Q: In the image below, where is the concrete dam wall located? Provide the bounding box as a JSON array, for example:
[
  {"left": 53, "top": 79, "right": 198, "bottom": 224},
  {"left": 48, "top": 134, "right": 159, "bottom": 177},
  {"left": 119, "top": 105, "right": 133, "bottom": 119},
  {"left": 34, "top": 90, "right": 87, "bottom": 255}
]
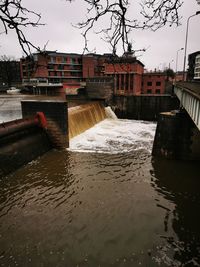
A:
[
  {"left": 112, "top": 95, "right": 180, "bottom": 121},
  {"left": 0, "top": 100, "right": 109, "bottom": 175},
  {"left": 0, "top": 116, "right": 51, "bottom": 175}
]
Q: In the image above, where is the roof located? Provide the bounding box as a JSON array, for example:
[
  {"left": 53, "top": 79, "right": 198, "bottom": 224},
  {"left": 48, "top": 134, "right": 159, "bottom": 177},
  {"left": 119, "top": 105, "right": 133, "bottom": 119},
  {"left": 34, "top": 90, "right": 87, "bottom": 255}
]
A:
[{"left": 105, "top": 56, "right": 144, "bottom": 66}]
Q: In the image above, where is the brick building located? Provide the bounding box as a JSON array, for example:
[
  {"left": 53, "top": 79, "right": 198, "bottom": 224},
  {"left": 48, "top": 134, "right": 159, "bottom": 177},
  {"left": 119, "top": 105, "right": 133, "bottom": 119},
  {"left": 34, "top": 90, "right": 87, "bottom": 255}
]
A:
[
  {"left": 21, "top": 51, "right": 83, "bottom": 93},
  {"left": 20, "top": 50, "right": 172, "bottom": 96},
  {"left": 21, "top": 51, "right": 112, "bottom": 94},
  {"left": 142, "top": 72, "right": 166, "bottom": 94},
  {"left": 104, "top": 57, "right": 144, "bottom": 95}
]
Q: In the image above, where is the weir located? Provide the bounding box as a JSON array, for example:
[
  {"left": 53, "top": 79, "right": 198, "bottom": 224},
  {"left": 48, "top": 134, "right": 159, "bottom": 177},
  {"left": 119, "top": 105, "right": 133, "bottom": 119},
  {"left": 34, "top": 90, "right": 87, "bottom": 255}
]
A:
[{"left": 68, "top": 102, "right": 107, "bottom": 139}]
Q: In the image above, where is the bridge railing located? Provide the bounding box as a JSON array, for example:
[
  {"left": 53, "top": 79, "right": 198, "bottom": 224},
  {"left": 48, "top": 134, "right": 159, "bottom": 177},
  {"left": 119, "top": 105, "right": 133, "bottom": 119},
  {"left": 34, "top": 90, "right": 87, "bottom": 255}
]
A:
[{"left": 174, "top": 85, "right": 200, "bottom": 131}]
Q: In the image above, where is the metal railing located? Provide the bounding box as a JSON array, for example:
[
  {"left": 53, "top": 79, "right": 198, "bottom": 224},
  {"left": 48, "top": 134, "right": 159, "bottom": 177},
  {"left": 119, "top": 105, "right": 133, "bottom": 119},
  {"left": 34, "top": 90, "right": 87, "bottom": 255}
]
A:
[{"left": 174, "top": 85, "right": 200, "bottom": 130}]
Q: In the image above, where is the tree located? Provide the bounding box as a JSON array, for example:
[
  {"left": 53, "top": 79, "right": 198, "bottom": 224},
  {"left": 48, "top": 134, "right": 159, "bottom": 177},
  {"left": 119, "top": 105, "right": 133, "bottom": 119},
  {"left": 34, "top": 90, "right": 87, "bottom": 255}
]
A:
[
  {"left": 0, "top": 0, "right": 183, "bottom": 55},
  {"left": 0, "top": 0, "right": 43, "bottom": 55},
  {"left": 73, "top": 0, "right": 183, "bottom": 53},
  {"left": 0, "top": 55, "right": 21, "bottom": 87},
  {"left": 165, "top": 68, "right": 175, "bottom": 80}
]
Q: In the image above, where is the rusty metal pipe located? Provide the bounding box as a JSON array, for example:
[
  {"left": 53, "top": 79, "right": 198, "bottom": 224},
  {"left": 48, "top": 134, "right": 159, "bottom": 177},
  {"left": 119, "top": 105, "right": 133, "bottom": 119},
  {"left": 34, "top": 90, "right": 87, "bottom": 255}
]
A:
[{"left": 0, "top": 118, "right": 38, "bottom": 139}]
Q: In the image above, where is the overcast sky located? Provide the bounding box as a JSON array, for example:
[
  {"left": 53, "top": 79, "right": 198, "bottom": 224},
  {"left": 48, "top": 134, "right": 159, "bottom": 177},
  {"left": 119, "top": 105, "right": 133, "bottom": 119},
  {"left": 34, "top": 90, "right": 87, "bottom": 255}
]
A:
[{"left": 0, "top": 0, "right": 200, "bottom": 71}]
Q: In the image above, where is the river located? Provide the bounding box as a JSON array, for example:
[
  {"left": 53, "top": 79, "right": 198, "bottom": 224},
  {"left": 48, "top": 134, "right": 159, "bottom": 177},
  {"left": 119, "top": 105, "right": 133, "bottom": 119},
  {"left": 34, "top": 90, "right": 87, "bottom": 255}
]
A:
[{"left": 0, "top": 95, "right": 200, "bottom": 266}]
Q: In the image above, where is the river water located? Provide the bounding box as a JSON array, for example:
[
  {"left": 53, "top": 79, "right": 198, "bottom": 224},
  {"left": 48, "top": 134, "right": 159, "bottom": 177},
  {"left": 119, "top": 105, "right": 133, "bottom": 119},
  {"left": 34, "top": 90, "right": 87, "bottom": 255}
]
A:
[{"left": 0, "top": 96, "right": 200, "bottom": 267}]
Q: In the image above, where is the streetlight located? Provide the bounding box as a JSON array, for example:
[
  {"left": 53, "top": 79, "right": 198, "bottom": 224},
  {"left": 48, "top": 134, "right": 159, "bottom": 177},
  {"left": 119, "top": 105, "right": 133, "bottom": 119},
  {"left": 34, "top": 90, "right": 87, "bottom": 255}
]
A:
[
  {"left": 182, "top": 11, "right": 200, "bottom": 81},
  {"left": 176, "top": 48, "right": 184, "bottom": 74}
]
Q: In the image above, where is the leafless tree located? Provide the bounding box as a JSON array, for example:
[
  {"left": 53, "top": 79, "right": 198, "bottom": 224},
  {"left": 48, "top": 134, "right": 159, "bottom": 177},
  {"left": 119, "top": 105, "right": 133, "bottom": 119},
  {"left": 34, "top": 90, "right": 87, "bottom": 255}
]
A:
[
  {"left": 0, "top": 55, "right": 21, "bottom": 86},
  {"left": 0, "top": 0, "right": 43, "bottom": 55},
  {"left": 70, "top": 0, "right": 183, "bottom": 53},
  {"left": 0, "top": 0, "right": 183, "bottom": 55}
]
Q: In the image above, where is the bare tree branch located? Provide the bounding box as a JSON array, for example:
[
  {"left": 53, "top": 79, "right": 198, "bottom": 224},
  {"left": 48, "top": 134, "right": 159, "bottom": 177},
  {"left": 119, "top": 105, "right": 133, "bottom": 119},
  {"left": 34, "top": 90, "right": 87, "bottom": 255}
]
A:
[
  {"left": 0, "top": 0, "right": 44, "bottom": 55},
  {"left": 0, "top": 0, "right": 183, "bottom": 56}
]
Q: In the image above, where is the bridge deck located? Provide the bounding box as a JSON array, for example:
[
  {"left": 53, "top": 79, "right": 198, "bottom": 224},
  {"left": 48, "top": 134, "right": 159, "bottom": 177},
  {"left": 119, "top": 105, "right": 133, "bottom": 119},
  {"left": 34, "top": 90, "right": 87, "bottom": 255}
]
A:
[
  {"left": 174, "top": 82, "right": 200, "bottom": 131},
  {"left": 176, "top": 82, "right": 200, "bottom": 98}
]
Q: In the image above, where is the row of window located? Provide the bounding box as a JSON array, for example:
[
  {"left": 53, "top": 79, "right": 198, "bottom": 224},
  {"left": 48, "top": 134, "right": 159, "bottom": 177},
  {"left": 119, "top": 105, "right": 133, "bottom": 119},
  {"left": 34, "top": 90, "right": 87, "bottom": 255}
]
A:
[
  {"left": 49, "top": 56, "right": 82, "bottom": 65},
  {"left": 48, "top": 64, "right": 82, "bottom": 71},
  {"left": 146, "top": 81, "right": 161, "bottom": 86},
  {"left": 48, "top": 78, "right": 82, "bottom": 83}
]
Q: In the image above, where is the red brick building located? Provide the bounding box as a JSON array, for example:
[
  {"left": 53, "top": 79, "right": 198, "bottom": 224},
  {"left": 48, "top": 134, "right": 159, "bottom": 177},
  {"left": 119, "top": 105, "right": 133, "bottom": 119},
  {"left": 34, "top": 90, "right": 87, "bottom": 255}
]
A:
[
  {"left": 104, "top": 57, "right": 144, "bottom": 95},
  {"left": 21, "top": 51, "right": 111, "bottom": 94},
  {"left": 142, "top": 72, "right": 166, "bottom": 94},
  {"left": 21, "top": 52, "right": 83, "bottom": 93},
  {"left": 21, "top": 51, "right": 172, "bottom": 96}
]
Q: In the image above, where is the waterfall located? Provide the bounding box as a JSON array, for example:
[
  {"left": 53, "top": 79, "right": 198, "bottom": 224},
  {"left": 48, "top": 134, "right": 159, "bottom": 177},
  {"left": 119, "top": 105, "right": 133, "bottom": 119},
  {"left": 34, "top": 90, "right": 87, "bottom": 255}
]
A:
[
  {"left": 68, "top": 102, "right": 107, "bottom": 139},
  {"left": 105, "top": 106, "right": 118, "bottom": 120}
]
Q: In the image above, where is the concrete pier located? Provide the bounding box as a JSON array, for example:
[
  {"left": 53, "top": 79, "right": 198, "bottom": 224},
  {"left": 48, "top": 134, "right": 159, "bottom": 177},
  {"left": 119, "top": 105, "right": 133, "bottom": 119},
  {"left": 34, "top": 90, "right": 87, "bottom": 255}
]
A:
[
  {"left": 21, "top": 98, "right": 69, "bottom": 149},
  {"left": 152, "top": 110, "right": 200, "bottom": 160}
]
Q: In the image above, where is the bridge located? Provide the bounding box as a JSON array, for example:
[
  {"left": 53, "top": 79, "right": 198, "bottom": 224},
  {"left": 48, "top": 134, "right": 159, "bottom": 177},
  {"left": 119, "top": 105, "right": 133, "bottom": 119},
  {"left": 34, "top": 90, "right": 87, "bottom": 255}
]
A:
[{"left": 174, "top": 82, "right": 200, "bottom": 131}]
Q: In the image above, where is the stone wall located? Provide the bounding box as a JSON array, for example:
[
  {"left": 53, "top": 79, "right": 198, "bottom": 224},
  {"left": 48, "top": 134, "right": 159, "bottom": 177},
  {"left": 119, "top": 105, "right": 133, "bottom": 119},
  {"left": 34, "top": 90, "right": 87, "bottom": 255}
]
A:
[
  {"left": 111, "top": 95, "right": 180, "bottom": 121},
  {"left": 86, "top": 77, "right": 114, "bottom": 104}
]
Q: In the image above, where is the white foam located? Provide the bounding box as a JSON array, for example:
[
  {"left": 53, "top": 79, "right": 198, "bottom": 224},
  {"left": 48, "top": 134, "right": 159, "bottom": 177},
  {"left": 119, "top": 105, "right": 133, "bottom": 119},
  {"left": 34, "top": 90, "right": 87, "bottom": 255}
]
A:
[
  {"left": 105, "top": 106, "right": 118, "bottom": 119},
  {"left": 69, "top": 118, "right": 156, "bottom": 154}
]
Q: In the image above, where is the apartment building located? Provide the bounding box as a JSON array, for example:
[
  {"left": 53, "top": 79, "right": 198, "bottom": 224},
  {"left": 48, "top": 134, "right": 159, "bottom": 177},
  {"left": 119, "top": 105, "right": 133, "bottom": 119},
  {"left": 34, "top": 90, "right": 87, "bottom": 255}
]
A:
[
  {"left": 21, "top": 51, "right": 83, "bottom": 92},
  {"left": 194, "top": 54, "right": 200, "bottom": 80},
  {"left": 187, "top": 51, "right": 200, "bottom": 81}
]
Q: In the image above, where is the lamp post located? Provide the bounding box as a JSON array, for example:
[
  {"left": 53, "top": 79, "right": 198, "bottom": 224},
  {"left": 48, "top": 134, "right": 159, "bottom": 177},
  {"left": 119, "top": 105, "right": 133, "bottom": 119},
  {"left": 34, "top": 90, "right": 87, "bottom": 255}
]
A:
[
  {"left": 176, "top": 48, "right": 184, "bottom": 80},
  {"left": 182, "top": 11, "right": 200, "bottom": 81}
]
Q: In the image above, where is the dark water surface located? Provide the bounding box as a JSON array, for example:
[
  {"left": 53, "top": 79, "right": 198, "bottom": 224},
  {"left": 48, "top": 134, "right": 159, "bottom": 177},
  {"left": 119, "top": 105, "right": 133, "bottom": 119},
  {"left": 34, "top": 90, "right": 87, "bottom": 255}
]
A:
[{"left": 0, "top": 150, "right": 199, "bottom": 267}]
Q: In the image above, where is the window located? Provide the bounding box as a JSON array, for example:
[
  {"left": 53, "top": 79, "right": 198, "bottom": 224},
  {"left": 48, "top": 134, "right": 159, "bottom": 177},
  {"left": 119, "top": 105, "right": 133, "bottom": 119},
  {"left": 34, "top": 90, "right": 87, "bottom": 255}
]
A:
[
  {"left": 156, "top": 81, "right": 161, "bottom": 86},
  {"left": 71, "top": 58, "right": 76, "bottom": 64},
  {"left": 147, "top": 89, "right": 152, "bottom": 94},
  {"left": 147, "top": 81, "right": 152, "bottom": 86},
  {"left": 156, "top": 89, "right": 160, "bottom": 94},
  {"left": 57, "top": 65, "right": 64, "bottom": 70},
  {"left": 48, "top": 64, "right": 54, "bottom": 70},
  {"left": 51, "top": 56, "right": 56, "bottom": 63}
]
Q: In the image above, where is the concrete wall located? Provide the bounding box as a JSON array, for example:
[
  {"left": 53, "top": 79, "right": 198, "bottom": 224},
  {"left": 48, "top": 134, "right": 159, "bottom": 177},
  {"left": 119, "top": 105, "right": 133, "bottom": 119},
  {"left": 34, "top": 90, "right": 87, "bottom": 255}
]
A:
[
  {"left": 21, "top": 99, "right": 69, "bottom": 149},
  {"left": 86, "top": 77, "right": 114, "bottom": 103},
  {"left": 0, "top": 122, "right": 51, "bottom": 176},
  {"left": 111, "top": 95, "right": 179, "bottom": 121},
  {"left": 152, "top": 110, "right": 200, "bottom": 160}
]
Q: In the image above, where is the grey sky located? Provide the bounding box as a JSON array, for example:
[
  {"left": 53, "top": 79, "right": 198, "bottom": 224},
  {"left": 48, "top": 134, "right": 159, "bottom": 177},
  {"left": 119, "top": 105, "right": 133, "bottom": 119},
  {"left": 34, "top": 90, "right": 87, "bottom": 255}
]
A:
[{"left": 0, "top": 0, "right": 200, "bottom": 71}]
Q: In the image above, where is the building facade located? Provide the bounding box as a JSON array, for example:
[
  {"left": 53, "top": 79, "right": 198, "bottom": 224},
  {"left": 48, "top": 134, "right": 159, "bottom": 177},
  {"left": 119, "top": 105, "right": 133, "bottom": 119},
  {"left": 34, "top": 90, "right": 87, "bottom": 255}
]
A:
[
  {"left": 187, "top": 51, "right": 200, "bottom": 81},
  {"left": 104, "top": 57, "right": 144, "bottom": 95},
  {"left": 21, "top": 51, "right": 173, "bottom": 96},
  {"left": 194, "top": 54, "right": 200, "bottom": 80},
  {"left": 142, "top": 72, "right": 166, "bottom": 94},
  {"left": 21, "top": 52, "right": 83, "bottom": 92}
]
